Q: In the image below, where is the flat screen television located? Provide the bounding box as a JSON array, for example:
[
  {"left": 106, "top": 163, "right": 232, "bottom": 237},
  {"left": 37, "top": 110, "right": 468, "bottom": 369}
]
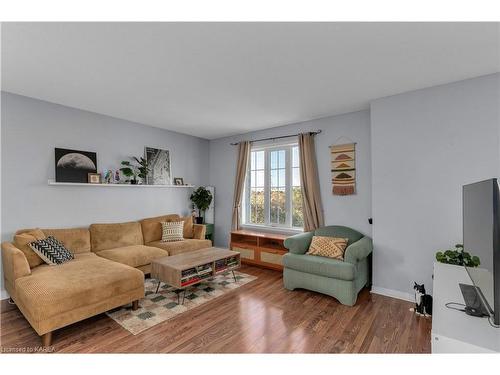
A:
[{"left": 462, "top": 178, "right": 500, "bottom": 326}]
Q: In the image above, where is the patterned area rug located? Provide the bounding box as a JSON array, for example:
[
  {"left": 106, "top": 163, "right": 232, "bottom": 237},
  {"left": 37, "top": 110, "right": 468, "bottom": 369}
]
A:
[{"left": 106, "top": 271, "right": 257, "bottom": 335}]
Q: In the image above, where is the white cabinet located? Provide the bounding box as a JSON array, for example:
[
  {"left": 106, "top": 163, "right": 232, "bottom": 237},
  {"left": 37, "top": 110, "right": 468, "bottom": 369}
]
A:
[{"left": 432, "top": 262, "right": 500, "bottom": 353}]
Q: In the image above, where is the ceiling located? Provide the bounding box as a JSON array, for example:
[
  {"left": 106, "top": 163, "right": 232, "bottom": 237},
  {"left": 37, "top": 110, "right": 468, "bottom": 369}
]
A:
[{"left": 2, "top": 22, "right": 499, "bottom": 139}]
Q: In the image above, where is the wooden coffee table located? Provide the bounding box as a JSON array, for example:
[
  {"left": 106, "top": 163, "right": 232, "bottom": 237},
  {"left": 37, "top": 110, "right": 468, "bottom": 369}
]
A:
[{"left": 151, "top": 247, "right": 241, "bottom": 304}]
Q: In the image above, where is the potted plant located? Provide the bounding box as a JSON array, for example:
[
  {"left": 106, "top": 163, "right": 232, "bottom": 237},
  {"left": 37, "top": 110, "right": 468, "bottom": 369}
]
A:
[
  {"left": 120, "top": 156, "right": 150, "bottom": 184},
  {"left": 435, "top": 244, "right": 480, "bottom": 267},
  {"left": 190, "top": 187, "right": 213, "bottom": 224}
]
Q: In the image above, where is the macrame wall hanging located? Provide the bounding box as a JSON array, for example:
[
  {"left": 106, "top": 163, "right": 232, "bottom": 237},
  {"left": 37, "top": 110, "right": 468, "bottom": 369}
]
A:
[{"left": 330, "top": 142, "right": 356, "bottom": 195}]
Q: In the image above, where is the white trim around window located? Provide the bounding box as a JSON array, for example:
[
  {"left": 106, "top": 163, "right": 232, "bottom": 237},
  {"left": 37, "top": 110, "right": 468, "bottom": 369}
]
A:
[{"left": 241, "top": 140, "right": 304, "bottom": 231}]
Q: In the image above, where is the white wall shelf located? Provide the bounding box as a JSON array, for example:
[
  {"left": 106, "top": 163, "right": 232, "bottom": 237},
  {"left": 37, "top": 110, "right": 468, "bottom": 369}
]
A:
[{"left": 48, "top": 179, "right": 195, "bottom": 188}]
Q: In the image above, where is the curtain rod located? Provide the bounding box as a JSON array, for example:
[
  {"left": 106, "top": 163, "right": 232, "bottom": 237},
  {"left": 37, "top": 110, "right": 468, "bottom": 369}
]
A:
[{"left": 230, "top": 130, "right": 322, "bottom": 146}]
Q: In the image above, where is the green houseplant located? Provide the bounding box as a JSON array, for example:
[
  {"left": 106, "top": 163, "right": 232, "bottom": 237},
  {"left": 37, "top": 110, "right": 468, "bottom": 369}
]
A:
[
  {"left": 435, "top": 244, "right": 480, "bottom": 267},
  {"left": 120, "top": 156, "right": 150, "bottom": 184},
  {"left": 190, "top": 187, "right": 213, "bottom": 224}
]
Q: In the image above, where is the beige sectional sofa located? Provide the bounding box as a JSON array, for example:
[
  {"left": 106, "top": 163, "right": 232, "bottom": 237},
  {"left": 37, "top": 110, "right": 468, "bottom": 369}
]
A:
[{"left": 1, "top": 214, "right": 211, "bottom": 346}]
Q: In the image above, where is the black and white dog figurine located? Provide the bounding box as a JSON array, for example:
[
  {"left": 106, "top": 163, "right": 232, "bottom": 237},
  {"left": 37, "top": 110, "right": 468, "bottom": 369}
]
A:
[{"left": 411, "top": 282, "right": 432, "bottom": 317}]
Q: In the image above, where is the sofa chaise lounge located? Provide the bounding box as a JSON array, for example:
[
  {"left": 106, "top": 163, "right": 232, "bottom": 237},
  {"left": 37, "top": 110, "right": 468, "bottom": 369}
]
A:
[
  {"left": 283, "top": 225, "right": 373, "bottom": 306},
  {"left": 1, "top": 214, "right": 211, "bottom": 346}
]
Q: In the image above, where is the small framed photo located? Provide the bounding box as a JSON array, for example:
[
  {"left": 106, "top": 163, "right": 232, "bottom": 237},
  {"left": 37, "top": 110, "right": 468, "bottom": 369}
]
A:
[
  {"left": 88, "top": 173, "right": 102, "bottom": 184},
  {"left": 173, "top": 177, "right": 184, "bottom": 185}
]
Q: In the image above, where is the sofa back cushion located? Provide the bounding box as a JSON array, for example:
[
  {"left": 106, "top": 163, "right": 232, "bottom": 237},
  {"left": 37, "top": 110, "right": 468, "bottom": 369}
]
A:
[
  {"left": 42, "top": 228, "right": 91, "bottom": 254},
  {"left": 314, "top": 225, "right": 363, "bottom": 246},
  {"left": 140, "top": 214, "right": 181, "bottom": 243},
  {"left": 90, "top": 221, "right": 144, "bottom": 252},
  {"left": 13, "top": 229, "right": 47, "bottom": 268}
]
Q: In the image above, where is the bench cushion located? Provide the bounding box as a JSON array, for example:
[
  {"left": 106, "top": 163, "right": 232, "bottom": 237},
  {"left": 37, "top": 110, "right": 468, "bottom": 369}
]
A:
[
  {"left": 96, "top": 245, "right": 168, "bottom": 268},
  {"left": 283, "top": 252, "right": 356, "bottom": 281},
  {"left": 14, "top": 253, "right": 144, "bottom": 324},
  {"left": 147, "top": 239, "right": 212, "bottom": 256}
]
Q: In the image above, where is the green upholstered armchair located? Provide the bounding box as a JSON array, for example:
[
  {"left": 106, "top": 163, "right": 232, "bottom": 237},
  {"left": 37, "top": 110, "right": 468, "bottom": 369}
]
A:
[{"left": 283, "top": 225, "right": 372, "bottom": 306}]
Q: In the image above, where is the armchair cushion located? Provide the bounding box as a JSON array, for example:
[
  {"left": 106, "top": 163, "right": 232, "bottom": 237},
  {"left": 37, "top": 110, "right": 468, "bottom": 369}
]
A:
[
  {"left": 283, "top": 253, "right": 356, "bottom": 281},
  {"left": 283, "top": 231, "right": 314, "bottom": 254}
]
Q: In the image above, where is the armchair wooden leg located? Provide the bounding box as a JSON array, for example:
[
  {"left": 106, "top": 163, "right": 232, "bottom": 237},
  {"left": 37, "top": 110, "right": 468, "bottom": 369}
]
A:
[
  {"left": 41, "top": 331, "right": 52, "bottom": 347},
  {"left": 132, "top": 300, "right": 139, "bottom": 311}
]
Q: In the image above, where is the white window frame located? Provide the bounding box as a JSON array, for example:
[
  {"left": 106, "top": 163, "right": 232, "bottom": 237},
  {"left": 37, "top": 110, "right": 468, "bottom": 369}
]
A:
[{"left": 242, "top": 141, "right": 303, "bottom": 232}]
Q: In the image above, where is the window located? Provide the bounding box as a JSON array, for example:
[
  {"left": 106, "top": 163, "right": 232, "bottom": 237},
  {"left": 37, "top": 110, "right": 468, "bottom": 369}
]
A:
[{"left": 243, "top": 143, "right": 303, "bottom": 229}]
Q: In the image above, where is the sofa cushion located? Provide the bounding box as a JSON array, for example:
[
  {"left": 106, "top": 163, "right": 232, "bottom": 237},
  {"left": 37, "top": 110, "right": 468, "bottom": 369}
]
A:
[
  {"left": 140, "top": 214, "right": 181, "bottom": 243},
  {"left": 147, "top": 239, "right": 212, "bottom": 256},
  {"left": 14, "top": 253, "right": 144, "bottom": 323},
  {"left": 42, "top": 228, "right": 91, "bottom": 254},
  {"left": 13, "top": 229, "right": 47, "bottom": 268},
  {"left": 90, "top": 222, "right": 144, "bottom": 252},
  {"left": 282, "top": 253, "right": 356, "bottom": 281},
  {"left": 95, "top": 245, "right": 168, "bottom": 268}
]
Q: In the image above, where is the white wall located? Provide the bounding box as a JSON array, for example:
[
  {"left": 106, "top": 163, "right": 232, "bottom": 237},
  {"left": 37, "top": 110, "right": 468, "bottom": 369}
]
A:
[
  {"left": 371, "top": 73, "right": 500, "bottom": 299},
  {"left": 1, "top": 92, "right": 210, "bottom": 296},
  {"left": 209, "top": 110, "right": 372, "bottom": 247}
]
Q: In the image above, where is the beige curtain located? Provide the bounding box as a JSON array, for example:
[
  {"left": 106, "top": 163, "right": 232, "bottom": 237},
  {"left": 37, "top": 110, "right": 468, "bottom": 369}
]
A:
[
  {"left": 231, "top": 141, "right": 251, "bottom": 231},
  {"left": 299, "top": 133, "right": 324, "bottom": 231}
]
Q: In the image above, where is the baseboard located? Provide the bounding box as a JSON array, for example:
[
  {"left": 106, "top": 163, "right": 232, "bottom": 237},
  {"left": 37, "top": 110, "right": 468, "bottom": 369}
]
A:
[
  {"left": 370, "top": 286, "right": 414, "bottom": 303},
  {"left": 1, "top": 289, "right": 10, "bottom": 301}
]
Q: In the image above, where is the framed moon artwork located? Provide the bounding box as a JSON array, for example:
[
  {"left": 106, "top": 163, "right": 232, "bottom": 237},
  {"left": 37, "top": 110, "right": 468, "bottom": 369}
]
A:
[{"left": 55, "top": 148, "right": 98, "bottom": 183}]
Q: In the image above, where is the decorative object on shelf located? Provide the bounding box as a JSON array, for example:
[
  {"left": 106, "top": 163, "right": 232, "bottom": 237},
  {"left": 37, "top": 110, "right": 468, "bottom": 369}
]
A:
[
  {"left": 330, "top": 142, "right": 356, "bottom": 195},
  {"left": 55, "top": 148, "right": 97, "bottom": 183},
  {"left": 173, "top": 177, "right": 184, "bottom": 185},
  {"left": 104, "top": 169, "right": 113, "bottom": 184},
  {"left": 435, "top": 243, "right": 480, "bottom": 267},
  {"left": 410, "top": 282, "right": 432, "bottom": 317},
  {"left": 145, "top": 147, "right": 171, "bottom": 185},
  {"left": 190, "top": 186, "right": 213, "bottom": 224},
  {"left": 120, "top": 156, "right": 150, "bottom": 184},
  {"left": 114, "top": 170, "right": 121, "bottom": 183},
  {"left": 88, "top": 173, "right": 102, "bottom": 184}
]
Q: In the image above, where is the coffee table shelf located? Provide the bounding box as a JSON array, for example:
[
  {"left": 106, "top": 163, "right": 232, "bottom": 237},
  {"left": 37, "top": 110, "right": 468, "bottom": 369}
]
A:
[{"left": 151, "top": 248, "right": 241, "bottom": 295}]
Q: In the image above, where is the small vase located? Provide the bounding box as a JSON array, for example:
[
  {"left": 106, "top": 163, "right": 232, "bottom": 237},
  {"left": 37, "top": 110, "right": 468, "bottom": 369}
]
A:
[
  {"left": 195, "top": 217, "right": 204, "bottom": 224},
  {"left": 130, "top": 179, "right": 138, "bottom": 185}
]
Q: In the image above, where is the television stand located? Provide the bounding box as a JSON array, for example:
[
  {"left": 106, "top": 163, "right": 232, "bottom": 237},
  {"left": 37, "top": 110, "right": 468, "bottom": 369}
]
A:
[{"left": 432, "top": 262, "right": 500, "bottom": 353}]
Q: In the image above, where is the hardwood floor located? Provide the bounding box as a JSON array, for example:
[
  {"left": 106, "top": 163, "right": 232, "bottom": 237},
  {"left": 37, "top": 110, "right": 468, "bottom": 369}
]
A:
[{"left": 0, "top": 265, "right": 431, "bottom": 353}]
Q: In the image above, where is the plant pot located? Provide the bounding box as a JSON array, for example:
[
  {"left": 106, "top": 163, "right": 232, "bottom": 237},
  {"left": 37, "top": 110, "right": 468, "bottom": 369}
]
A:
[
  {"left": 130, "top": 179, "right": 138, "bottom": 185},
  {"left": 195, "top": 217, "right": 204, "bottom": 224}
]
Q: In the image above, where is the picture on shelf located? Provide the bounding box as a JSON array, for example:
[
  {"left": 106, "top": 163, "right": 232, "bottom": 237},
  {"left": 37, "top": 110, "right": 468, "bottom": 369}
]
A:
[
  {"left": 173, "top": 177, "right": 184, "bottom": 185},
  {"left": 145, "top": 147, "right": 171, "bottom": 185},
  {"left": 88, "top": 173, "right": 102, "bottom": 184},
  {"left": 55, "top": 148, "right": 97, "bottom": 183}
]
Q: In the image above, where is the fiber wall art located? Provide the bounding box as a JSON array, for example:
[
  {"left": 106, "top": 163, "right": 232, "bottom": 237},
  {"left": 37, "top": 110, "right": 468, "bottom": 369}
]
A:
[{"left": 330, "top": 143, "right": 356, "bottom": 195}]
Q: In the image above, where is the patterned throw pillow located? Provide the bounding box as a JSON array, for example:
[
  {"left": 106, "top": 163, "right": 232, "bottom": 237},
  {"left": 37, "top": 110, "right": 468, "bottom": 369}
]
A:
[
  {"left": 161, "top": 221, "right": 184, "bottom": 242},
  {"left": 306, "top": 236, "right": 349, "bottom": 260},
  {"left": 28, "top": 236, "right": 74, "bottom": 265}
]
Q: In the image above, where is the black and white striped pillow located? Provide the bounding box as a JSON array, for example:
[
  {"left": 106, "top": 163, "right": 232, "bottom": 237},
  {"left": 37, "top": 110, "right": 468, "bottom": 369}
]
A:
[{"left": 29, "top": 236, "right": 74, "bottom": 265}]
